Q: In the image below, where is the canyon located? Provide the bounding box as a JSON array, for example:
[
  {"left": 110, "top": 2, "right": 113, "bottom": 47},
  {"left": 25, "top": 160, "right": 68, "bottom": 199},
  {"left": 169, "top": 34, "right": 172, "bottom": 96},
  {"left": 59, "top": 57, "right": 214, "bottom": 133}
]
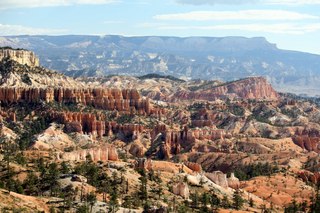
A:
[{"left": 0, "top": 48, "right": 319, "bottom": 213}]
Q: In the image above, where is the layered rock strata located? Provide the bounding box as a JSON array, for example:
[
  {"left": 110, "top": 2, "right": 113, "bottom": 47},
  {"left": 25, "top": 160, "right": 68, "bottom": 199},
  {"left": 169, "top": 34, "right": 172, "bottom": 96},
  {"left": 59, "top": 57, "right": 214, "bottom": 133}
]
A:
[
  {"left": 172, "top": 182, "right": 189, "bottom": 199},
  {"left": 0, "top": 48, "right": 39, "bottom": 67},
  {"left": 0, "top": 87, "right": 151, "bottom": 114},
  {"left": 173, "top": 77, "right": 279, "bottom": 101},
  {"left": 151, "top": 124, "right": 228, "bottom": 158},
  {"left": 60, "top": 145, "right": 118, "bottom": 162},
  {"left": 50, "top": 111, "right": 145, "bottom": 138},
  {"left": 292, "top": 128, "right": 320, "bottom": 153}
]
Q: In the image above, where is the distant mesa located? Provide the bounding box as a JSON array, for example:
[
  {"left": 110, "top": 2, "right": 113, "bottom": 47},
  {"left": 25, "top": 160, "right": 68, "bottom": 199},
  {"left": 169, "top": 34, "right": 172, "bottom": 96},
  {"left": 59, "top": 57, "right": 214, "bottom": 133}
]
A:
[{"left": 1, "top": 35, "right": 319, "bottom": 96}]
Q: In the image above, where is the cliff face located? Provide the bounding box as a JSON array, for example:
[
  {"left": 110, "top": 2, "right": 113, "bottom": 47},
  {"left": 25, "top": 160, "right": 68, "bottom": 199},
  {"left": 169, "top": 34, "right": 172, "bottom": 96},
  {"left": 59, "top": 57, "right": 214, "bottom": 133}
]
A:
[
  {"left": 59, "top": 145, "right": 118, "bottom": 162},
  {"left": 172, "top": 182, "right": 189, "bottom": 199},
  {"left": 0, "top": 87, "right": 151, "bottom": 114},
  {"left": 292, "top": 128, "right": 320, "bottom": 153},
  {"left": 0, "top": 48, "right": 39, "bottom": 67},
  {"left": 174, "top": 77, "right": 278, "bottom": 101},
  {"left": 150, "top": 124, "right": 229, "bottom": 159}
]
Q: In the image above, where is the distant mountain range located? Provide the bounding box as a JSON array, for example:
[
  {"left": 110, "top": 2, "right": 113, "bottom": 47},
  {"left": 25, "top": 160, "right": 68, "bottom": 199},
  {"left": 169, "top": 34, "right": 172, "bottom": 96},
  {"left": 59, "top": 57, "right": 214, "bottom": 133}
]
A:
[{"left": 0, "top": 35, "right": 319, "bottom": 96}]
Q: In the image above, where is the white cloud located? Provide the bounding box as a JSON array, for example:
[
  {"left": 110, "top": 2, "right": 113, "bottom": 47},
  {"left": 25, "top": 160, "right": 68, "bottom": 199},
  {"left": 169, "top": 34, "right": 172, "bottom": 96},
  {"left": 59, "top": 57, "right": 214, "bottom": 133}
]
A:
[
  {"left": 176, "top": 0, "right": 257, "bottom": 5},
  {"left": 175, "top": 0, "right": 320, "bottom": 5},
  {"left": 154, "top": 10, "right": 318, "bottom": 21},
  {"left": 156, "top": 23, "right": 320, "bottom": 34},
  {"left": 0, "top": 24, "right": 67, "bottom": 35},
  {"left": 267, "top": 0, "right": 320, "bottom": 5},
  {"left": 0, "top": 0, "right": 119, "bottom": 10}
]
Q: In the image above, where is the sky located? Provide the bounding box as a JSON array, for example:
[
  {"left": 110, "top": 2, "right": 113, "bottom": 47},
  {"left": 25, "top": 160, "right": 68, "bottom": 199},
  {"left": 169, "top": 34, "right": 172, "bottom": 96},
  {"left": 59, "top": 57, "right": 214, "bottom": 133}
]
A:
[{"left": 0, "top": 0, "right": 319, "bottom": 54}]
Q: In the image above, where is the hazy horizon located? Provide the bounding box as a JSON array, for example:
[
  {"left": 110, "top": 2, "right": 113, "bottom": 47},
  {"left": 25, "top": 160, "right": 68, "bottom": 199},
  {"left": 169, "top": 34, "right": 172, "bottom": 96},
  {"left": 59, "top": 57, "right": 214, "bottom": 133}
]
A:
[{"left": 0, "top": 0, "right": 320, "bottom": 54}]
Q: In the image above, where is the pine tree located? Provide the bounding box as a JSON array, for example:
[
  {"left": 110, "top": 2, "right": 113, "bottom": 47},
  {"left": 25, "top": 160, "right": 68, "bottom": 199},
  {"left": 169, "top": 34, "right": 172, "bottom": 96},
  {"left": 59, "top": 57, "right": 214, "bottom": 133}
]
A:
[
  {"left": 0, "top": 137, "right": 18, "bottom": 193},
  {"left": 23, "top": 171, "right": 39, "bottom": 195},
  {"left": 200, "top": 192, "right": 211, "bottom": 212},
  {"left": 221, "top": 195, "right": 231, "bottom": 208},
  {"left": 138, "top": 170, "right": 148, "bottom": 205},
  {"left": 232, "top": 189, "right": 245, "bottom": 210},
  {"left": 86, "top": 192, "right": 97, "bottom": 213},
  {"left": 60, "top": 161, "right": 70, "bottom": 174},
  {"left": 210, "top": 193, "right": 221, "bottom": 210},
  {"left": 310, "top": 185, "right": 320, "bottom": 213},
  {"left": 109, "top": 172, "right": 120, "bottom": 213},
  {"left": 190, "top": 191, "right": 199, "bottom": 209}
]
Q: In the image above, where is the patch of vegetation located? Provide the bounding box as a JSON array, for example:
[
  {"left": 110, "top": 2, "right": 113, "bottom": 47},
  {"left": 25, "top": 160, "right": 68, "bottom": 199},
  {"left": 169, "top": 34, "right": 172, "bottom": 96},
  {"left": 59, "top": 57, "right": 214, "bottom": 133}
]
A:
[
  {"left": 280, "top": 108, "right": 299, "bottom": 119},
  {"left": 116, "top": 114, "right": 134, "bottom": 124},
  {"left": 17, "top": 116, "right": 53, "bottom": 150},
  {"left": 187, "top": 102, "right": 206, "bottom": 111},
  {"left": 188, "top": 81, "right": 217, "bottom": 91},
  {"left": 229, "top": 105, "right": 245, "bottom": 116},
  {"left": 0, "top": 46, "right": 25, "bottom": 50},
  {"left": 21, "top": 73, "right": 32, "bottom": 85},
  {"left": 138, "top": 73, "right": 185, "bottom": 82},
  {"left": 249, "top": 106, "right": 276, "bottom": 124},
  {"left": 232, "top": 162, "right": 279, "bottom": 181}
]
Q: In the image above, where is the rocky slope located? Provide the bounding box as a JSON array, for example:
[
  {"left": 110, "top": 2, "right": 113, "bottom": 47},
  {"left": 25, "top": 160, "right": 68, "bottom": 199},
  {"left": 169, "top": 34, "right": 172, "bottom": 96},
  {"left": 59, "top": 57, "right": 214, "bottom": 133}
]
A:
[
  {"left": 85, "top": 75, "right": 278, "bottom": 102},
  {"left": 0, "top": 53, "right": 81, "bottom": 87}
]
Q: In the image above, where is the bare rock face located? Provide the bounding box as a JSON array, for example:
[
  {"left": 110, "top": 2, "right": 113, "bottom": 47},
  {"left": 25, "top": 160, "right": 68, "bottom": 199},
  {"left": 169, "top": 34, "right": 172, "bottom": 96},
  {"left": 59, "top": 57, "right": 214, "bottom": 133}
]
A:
[
  {"left": 107, "top": 122, "right": 144, "bottom": 140},
  {"left": 298, "top": 171, "right": 320, "bottom": 185},
  {"left": 0, "top": 88, "right": 151, "bottom": 115},
  {"left": 0, "top": 48, "right": 39, "bottom": 67},
  {"left": 135, "top": 158, "right": 153, "bottom": 170},
  {"left": 292, "top": 128, "right": 320, "bottom": 153},
  {"left": 129, "top": 142, "right": 146, "bottom": 157},
  {"left": 191, "top": 120, "right": 213, "bottom": 128},
  {"left": 151, "top": 124, "right": 228, "bottom": 158},
  {"left": 184, "top": 161, "right": 202, "bottom": 173},
  {"left": 172, "top": 182, "right": 189, "bottom": 199},
  {"left": 49, "top": 111, "right": 148, "bottom": 139},
  {"left": 61, "top": 145, "right": 118, "bottom": 162},
  {"left": 205, "top": 171, "right": 228, "bottom": 188},
  {"left": 227, "top": 173, "right": 240, "bottom": 189}
]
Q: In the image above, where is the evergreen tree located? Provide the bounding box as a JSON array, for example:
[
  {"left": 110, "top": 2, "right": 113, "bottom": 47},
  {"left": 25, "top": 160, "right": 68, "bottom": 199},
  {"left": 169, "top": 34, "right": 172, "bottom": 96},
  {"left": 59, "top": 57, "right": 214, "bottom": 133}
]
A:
[
  {"left": 97, "top": 172, "right": 111, "bottom": 203},
  {"left": 232, "top": 189, "right": 245, "bottom": 210},
  {"left": 23, "top": 171, "right": 39, "bottom": 196},
  {"left": 41, "top": 162, "right": 61, "bottom": 196},
  {"left": 60, "top": 161, "right": 70, "bottom": 174},
  {"left": 210, "top": 193, "right": 221, "bottom": 210},
  {"left": 76, "top": 204, "right": 89, "bottom": 213},
  {"left": 0, "top": 137, "right": 18, "bottom": 193},
  {"left": 249, "top": 197, "right": 254, "bottom": 207},
  {"left": 221, "top": 195, "right": 231, "bottom": 208},
  {"left": 138, "top": 170, "right": 148, "bottom": 205},
  {"left": 190, "top": 191, "right": 199, "bottom": 209},
  {"left": 61, "top": 184, "right": 75, "bottom": 210},
  {"left": 309, "top": 185, "right": 320, "bottom": 213},
  {"left": 108, "top": 172, "right": 121, "bottom": 213},
  {"left": 86, "top": 192, "right": 97, "bottom": 213},
  {"left": 200, "top": 192, "right": 211, "bottom": 212}
]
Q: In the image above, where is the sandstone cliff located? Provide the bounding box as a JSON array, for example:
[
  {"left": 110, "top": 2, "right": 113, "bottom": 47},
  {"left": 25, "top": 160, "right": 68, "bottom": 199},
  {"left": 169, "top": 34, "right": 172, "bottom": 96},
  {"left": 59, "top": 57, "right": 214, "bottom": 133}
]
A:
[
  {"left": 59, "top": 145, "right": 118, "bottom": 162},
  {"left": 88, "top": 75, "right": 279, "bottom": 102},
  {"left": 0, "top": 48, "right": 39, "bottom": 67},
  {"left": 172, "top": 182, "right": 189, "bottom": 199},
  {"left": 292, "top": 127, "right": 320, "bottom": 153},
  {"left": 0, "top": 87, "right": 151, "bottom": 115},
  {"left": 173, "top": 77, "right": 278, "bottom": 101},
  {"left": 150, "top": 124, "right": 228, "bottom": 158}
]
